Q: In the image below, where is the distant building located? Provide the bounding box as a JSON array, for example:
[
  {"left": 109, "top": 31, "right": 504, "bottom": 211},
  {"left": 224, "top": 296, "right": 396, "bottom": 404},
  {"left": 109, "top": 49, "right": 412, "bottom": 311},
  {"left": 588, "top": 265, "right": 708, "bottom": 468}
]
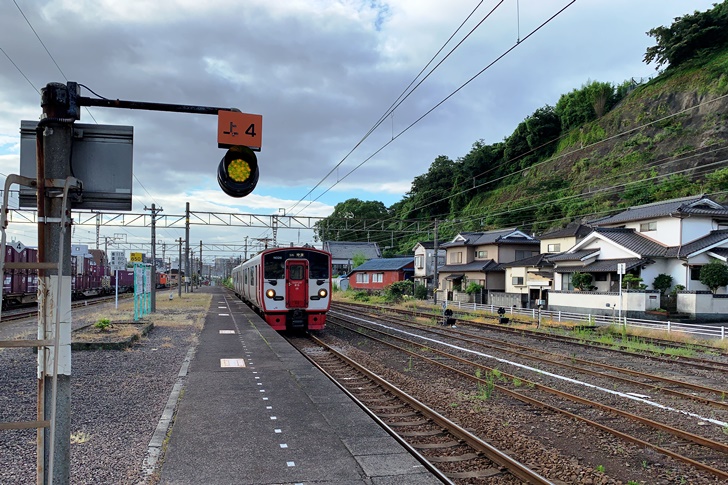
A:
[
  {"left": 323, "top": 241, "right": 382, "bottom": 276},
  {"left": 412, "top": 241, "right": 445, "bottom": 292},
  {"left": 347, "top": 257, "right": 414, "bottom": 291}
]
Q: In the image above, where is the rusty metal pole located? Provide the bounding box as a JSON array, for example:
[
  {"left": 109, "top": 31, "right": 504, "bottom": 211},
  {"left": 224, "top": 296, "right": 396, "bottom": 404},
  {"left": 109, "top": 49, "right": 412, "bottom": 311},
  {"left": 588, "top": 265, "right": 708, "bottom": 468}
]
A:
[{"left": 38, "top": 82, "right": 74, "bottom": 485}]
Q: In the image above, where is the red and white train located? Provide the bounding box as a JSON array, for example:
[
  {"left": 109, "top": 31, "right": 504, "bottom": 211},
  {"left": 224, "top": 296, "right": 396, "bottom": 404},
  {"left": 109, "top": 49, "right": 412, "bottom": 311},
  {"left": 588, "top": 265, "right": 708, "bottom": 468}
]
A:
[{"left": 231, "top": 247, "right": 332, "bottom": 331}]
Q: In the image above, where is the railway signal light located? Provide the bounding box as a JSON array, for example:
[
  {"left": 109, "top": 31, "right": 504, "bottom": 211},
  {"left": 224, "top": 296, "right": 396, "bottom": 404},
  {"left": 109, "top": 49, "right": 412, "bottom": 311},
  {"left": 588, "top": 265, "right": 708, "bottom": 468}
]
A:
[{"left": 217, "top": 145, "right": 259, "bottom": 197}]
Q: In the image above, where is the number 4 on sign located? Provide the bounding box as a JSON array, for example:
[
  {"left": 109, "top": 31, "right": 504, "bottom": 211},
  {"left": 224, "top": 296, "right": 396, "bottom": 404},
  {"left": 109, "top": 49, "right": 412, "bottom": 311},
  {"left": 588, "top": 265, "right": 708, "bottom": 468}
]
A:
[{"left": 218, "top": 110, "right": 262, "bottom": 151}]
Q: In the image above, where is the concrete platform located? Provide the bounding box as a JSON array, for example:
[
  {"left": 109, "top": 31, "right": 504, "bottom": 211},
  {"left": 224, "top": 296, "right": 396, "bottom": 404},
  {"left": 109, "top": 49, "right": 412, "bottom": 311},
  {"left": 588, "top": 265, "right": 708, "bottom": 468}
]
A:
[{"left": 158, "top": 286, "right": 441, "bottom": 485}]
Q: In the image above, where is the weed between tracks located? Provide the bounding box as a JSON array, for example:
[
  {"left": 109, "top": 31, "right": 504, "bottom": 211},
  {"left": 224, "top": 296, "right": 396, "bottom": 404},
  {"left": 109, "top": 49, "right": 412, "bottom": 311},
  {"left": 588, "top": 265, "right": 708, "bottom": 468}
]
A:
[{"left": 74, "top": 293, "right": 211, "bottom": 344}]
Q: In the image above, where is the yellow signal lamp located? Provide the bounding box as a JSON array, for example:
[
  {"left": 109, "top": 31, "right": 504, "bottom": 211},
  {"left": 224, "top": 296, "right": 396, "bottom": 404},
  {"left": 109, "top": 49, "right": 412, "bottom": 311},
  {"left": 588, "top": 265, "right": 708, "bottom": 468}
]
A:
[{"left": 218, "top": 145, "right": 259, "bottom": 197}]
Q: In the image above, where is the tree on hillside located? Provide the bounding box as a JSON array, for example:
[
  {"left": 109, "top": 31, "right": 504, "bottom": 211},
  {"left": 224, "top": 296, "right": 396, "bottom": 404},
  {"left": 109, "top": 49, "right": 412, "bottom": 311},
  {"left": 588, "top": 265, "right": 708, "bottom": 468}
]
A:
[
  {"left": 644, "top": 1, "right": 728, "bottom": 70},
  {"left": 313, "top": 198, "right": 388, "bottom": 243},
  {"left": 555, "top": 81, "right": 617, "bottom": 132},
  {"left": 400, "top": 155, "right": 456, "bottom": 220}
]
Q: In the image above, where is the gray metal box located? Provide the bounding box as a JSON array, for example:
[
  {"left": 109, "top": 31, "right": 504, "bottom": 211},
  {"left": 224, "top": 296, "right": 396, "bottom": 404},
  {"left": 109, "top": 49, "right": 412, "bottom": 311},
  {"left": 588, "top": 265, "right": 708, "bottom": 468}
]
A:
[{"left": 19, "top": 120, "right": 133, "bottom": 210}]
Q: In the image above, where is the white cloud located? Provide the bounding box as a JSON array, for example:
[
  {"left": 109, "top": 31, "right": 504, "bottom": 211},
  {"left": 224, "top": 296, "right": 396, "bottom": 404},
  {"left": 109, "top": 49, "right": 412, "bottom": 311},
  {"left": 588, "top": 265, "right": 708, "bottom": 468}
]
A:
[{"left": 0, "top": 0, "right": 719, "bottom": 253}]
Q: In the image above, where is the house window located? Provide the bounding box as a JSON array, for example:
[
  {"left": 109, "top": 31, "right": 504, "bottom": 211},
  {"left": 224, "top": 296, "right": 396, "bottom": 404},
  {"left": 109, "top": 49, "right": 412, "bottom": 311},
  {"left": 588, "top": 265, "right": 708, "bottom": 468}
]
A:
[
  {"left": 690, "top": 266, "right": 702, "bottom": 281},
  {"left": 477, "top": 250, "right": 488, "bottom": 258},
  {"left": 594, "top": 273, "right": 608, "bottom": 281},
  {"left": 449, "top": 252, "right": 462, "bottom": 264},
  {"left": 547, "top": 243, "right": 561, "bottom": 253},
  {"left": 512, "top": 276, "right": 524, "bottom": 286},
  {"left": 356, "top": 273, "right": 369, "bottom": 283},
  {"left": 515, "top": 250, "right": 537, "bottom": 260},
  {"left": 415, "top": 255, "right": 424, "bottom": 269},
  {"left": 561, "top": 273, "right": 574, "bottom": 291},
  {"left": 372, "top": 273, "right": 383, "bottom": 283},
  {"left": 639, "top": 221, "right": 657, "bottom": 232}
]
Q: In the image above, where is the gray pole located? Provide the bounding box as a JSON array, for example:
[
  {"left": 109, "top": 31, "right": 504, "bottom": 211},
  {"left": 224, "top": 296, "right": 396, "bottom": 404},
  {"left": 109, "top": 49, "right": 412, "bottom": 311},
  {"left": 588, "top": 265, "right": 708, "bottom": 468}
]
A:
[
  {"left": 177, "top": 237, "right": 182, "bottom": 298},
  {"left": 145, "top": 204, "right": 162, "bottom": 312},
  {"left": 433, "top": 219, "right": 439, "bottom": 306},
  {"left": 39, "top": 82, "right": 74, "bottom": 485},
  {"left": 185, "top": 202, "right": 190, "bottom": 293},
  {"left": 199, "top": 240, "right": 203, "bottom": 285}
]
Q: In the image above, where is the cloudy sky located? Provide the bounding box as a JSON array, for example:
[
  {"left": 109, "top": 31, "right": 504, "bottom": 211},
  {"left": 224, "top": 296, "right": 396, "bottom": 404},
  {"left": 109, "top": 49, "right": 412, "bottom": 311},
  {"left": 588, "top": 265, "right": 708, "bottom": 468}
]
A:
[{"left": 0, "top": 0, "right": 717, "bottom": 263}]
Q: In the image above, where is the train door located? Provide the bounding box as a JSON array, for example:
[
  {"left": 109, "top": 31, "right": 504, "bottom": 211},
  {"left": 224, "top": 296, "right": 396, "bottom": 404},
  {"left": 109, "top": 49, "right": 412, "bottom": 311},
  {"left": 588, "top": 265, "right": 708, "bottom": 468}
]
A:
[{"left": 285, "top": 259, "right": 308, "bottom": 308}]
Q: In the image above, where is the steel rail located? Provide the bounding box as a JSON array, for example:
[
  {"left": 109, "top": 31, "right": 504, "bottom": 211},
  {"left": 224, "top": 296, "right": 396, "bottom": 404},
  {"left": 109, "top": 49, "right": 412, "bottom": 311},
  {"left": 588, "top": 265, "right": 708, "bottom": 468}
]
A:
[
  {"left": 328, "top": 314, "right": 728, "bottom": 480},
  {"left": 335, "top": 302, "right": 728, "bottom": 372},
  {"left": 304, "top": 334, "right": 555, "bottom": 485},
  {"left": 359, "top": 306, "right": 728, "bottom": 408}
]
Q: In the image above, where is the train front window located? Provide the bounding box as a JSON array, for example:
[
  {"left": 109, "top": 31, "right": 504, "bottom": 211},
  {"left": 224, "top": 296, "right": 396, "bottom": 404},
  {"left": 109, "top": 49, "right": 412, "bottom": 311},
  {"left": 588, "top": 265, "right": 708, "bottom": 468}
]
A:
[
  {"left": 264, "top": 258, "right": 285, "bottom": 279},
  {"left": 308, "top": 253, "right": 330, "bottom": 279},
  {"left": 289, "top": 264, "right": 304, "bottom": 280}
]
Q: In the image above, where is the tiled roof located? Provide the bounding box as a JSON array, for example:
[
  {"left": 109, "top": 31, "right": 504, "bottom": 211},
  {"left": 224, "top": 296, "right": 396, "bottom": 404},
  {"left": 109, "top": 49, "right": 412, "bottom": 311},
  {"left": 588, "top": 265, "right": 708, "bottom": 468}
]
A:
[
  {"left": 413, "top": 241, "right": 436, "bottom": 250},
  {"left": 438, "top": 260, "right": 502, "bottom": 273},
  {"left": 500, "top": 254, "right": 552, "bottom": 268},
  {"left": 708, "top": 248, "right": 728, "bottom": 259},
  {"left": 442, "top": 228, "right": 538, "bottom": 248},
  {"left": 557, "top": 258, "right": 653, "bottom": 273},
  {"left": 540, "top": 223, "right": 592, "bottom": 240},
  {"left": 665, "top": 230, "right": 728, "bottom": 258},
  {"left": 547, "top": 249, "right": 599, "bottom": 262},
  {"left": 323, "top": 241, "right": 381, "bottom": 259},
  {"left": 590, "top": 196, "right": 728, "bottom": 226},
  {"left": 349, "top": 257, "right": 413, "bottom": 272},
  {"left": 593, "top": 228, "right": 667, "bottom": 257}
]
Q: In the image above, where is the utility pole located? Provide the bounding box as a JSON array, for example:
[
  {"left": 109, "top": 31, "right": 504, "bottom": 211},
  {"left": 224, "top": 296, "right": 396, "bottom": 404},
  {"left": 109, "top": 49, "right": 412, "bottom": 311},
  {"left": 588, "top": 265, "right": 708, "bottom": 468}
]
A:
[
  {"left": 244, "top": 236, "right": 248, "bottom": 261},
  {"left": 177, "top": 237, "right": 183, "bottom": 298},
  {"left": 38, "top": 82, "right": 78, "bottom": 485},
  {"left": 433, "top": 219, "right": 439, "bottom": 306},
  {"left": 185, "top": 202, "right": 190, "bottom": 293},
  {"left": 144, "top": 204, "right": 162, "bottom": 311},
  {"left": 199, "top": 240, "right": 203, "bottom": 285}
]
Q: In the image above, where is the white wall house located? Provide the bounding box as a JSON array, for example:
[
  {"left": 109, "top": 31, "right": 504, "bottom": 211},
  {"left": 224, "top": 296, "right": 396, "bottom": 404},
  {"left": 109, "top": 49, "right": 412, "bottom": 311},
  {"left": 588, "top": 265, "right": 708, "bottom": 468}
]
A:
[
  {"left": 548, "top": 196, "right": 728, "bottom": 320},
  {"left": 412, "top": 241, "right": 445, "bottom": 292}
]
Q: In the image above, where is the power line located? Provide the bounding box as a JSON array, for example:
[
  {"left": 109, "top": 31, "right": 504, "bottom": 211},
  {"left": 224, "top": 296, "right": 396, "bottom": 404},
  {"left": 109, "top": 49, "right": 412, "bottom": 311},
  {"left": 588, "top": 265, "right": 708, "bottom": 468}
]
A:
[
  {"left": 288, "top": 0, "right": 500, "bottom": 214},
  {"left": 292, "top": 0, "right": 577, "bottom": 216}
]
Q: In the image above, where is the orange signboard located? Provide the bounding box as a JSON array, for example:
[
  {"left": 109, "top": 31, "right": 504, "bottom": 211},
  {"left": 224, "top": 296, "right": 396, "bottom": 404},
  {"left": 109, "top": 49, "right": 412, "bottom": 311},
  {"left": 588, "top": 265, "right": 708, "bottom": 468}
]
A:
[{"left": 217, "top": 110, "right": 262, "bottom": 151}]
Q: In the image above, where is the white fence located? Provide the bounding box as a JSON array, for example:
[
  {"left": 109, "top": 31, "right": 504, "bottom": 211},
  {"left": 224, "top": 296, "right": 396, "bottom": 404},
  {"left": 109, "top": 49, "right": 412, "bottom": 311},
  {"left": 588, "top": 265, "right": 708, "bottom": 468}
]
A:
[{"left": 439, "top": 299, "right": 727, "bottom": 340}]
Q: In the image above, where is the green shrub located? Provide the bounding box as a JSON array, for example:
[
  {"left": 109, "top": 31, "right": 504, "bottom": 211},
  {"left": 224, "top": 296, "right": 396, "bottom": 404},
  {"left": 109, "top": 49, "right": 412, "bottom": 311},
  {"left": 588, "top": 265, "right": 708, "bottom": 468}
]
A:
[{"left": 95, "top": 318, "right": 112, "bottom": 331}]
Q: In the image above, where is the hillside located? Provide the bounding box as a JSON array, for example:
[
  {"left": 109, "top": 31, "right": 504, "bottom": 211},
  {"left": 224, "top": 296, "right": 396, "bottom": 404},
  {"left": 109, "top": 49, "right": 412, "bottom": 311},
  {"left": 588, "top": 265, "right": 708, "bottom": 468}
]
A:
[
  {"left": 463, "top": 49, "right": 728, "bottom": 234},
  {"left": 316, "top": 4, "right": 728, "bottom": 255}
]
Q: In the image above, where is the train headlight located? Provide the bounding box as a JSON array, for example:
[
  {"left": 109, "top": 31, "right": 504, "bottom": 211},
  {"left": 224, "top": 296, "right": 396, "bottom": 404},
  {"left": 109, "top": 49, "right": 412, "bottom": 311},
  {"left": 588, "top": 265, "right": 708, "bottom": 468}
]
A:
[
  {"left": 318, "top": 289, "right": 328, "bottom": 298},
  {"left": 266, "top": 289, "right": 276, "bottom": 298}
]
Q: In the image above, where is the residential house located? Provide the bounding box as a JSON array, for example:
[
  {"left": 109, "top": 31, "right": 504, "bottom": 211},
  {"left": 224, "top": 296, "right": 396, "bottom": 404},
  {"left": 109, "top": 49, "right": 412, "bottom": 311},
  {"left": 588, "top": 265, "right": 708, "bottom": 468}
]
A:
[
  {"left": 323, "top": 241, "right": 381, "bottom": 276},
  {"left": 437, "top": 228, "right": 540, "bottom": 304},
  {"left": 412, "top": 241, "right": 446, "bottom": 293},
  {"left": 548, "top": 196, "right": 728, "bottom": 320},
  {"left": 501, "top": 223, "right": 592, "bottom": 308},
  {"left": 347, "top": 257, "right": 414, "bottom": 292}
]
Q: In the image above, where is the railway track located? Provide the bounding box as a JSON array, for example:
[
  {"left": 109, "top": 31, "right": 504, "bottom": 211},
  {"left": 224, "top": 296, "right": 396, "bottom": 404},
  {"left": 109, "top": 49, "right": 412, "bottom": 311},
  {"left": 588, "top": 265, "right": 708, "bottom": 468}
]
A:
[
  {"left": 333, "top": 301, "right": 728, "bottom": 371},
  {"left": 326, "top": 306, "right": 728, "bottom": 482},
  {"left": 287, "top": 334, "right": 555, "bottom": 484}
]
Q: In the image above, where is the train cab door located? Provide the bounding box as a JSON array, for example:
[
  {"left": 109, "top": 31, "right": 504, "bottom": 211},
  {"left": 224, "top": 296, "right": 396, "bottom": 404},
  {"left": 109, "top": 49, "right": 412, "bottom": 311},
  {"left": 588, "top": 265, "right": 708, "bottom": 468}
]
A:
[{"left": 285, "top": 259, "right": 309, "bottom": 308}]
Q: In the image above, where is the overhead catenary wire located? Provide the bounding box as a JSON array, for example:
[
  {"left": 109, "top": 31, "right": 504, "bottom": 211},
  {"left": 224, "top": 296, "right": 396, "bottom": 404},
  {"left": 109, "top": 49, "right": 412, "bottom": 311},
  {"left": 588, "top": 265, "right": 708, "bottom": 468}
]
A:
[
  {"left": 287, "top": 0, "right": 500, "bottom": 214},
  {"left": 291, "top": 0, "right": 577, "bottom": 216}
]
